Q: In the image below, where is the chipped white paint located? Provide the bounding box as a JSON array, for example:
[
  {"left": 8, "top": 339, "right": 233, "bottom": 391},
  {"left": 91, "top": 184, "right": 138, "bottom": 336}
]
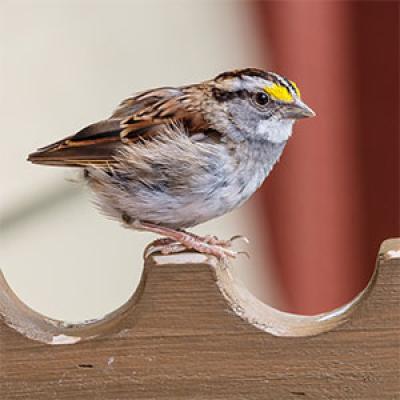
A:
[
  {"left": 317, "top": 300, "right": 354, "bottom": 322},
  {"left": 51, "top": 334, "right": 81, "bottom": 345},
  {"left": 107, "top": 356, "right": 115, "bottom": 366},
  {"left": 385, "top": 250, "right": 400, "bottom": 259},
  {"left": 153, "top": 253, "right": 211, "bottom": 266},
  {"left": 379, "top": 238, "right": 400, "bottom": 256}
]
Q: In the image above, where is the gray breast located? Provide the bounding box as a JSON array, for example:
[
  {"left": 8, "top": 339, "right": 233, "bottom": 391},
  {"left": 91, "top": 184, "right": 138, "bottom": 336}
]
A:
[
  {"left": 198, "top": 139, "right": 287, "bottom": 221},
  {"left": 87, "top": 131, "right": 286, "bottom": 229}
]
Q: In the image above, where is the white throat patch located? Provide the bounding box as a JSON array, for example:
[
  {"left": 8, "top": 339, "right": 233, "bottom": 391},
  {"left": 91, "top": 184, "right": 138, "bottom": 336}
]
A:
[{"left": 256, "top": 119, "right": 294, "bottom": 144}]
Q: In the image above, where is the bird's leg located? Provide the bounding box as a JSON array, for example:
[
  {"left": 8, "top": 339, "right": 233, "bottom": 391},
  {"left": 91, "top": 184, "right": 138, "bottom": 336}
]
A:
[
  {"left": 191, "top": 234, "right": 250, "bottom": 247},
  {"left": 189, "top": 234, "right": 250, "bottom": 261},
  {"left": 143, "top": 237, "right": 187, "bottom": 258},
  {"left": 125, "top": 217, "right": 240, "bottom": 261},
  {"left": 144, "top": 235, "right": 250, "bottom": 260}
]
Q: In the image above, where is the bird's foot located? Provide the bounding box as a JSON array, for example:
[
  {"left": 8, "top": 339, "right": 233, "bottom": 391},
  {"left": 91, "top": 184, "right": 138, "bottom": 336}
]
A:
[
  {"left": 130, "top": 218, "right": 249, "bottom": 264},
  {"left": 187, "top": 233, "right": 250, "bottom": 265},
  {"left": 144, "top": 233, "right": 249, "bottom": 266},
  {"left": 197, "top": 234, "right": 250, "bottom": 248},
  {"left": 144, "top": 238, "right": 187, "bottom": 259}
]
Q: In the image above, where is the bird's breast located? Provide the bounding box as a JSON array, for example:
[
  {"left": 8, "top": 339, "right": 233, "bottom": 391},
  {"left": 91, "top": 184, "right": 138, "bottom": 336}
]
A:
[
  {"left": 179, "top": 140, "right": 286, "bottom": 226},
  {"left": 87, "top": 135, "right": 286, "bottom": 229},
  {"left": 212, "top": 142, "right": 285, "bottom": 210}
]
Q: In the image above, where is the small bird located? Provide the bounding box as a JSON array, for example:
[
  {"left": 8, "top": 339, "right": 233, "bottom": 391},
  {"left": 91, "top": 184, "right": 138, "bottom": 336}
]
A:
[{"left": 28, "top": 68, "right": 315, "bottom": 261}]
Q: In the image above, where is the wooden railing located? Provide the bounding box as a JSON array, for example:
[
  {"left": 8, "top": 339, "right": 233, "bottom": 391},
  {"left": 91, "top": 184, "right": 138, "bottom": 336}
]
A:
[{"left": 0, "top": 238, "right": 399, "bottom": 399}]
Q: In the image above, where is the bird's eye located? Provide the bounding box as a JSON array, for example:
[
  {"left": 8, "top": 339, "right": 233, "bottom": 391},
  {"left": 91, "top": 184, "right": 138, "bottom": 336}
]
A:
[{"left": 254, "top": 92, "right": 269, "bottom": 106}]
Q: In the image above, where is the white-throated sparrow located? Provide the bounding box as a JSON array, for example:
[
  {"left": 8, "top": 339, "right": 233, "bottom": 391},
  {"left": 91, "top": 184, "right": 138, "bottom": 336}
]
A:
[{"left": 28, "top": 68, "right": 315, "bottom": 261}]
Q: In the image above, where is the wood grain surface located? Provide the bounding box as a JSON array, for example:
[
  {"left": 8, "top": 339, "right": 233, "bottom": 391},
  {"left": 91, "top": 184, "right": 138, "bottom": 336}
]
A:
[{"left": 0, "top": 240, "right": 399, "bottom": 399}]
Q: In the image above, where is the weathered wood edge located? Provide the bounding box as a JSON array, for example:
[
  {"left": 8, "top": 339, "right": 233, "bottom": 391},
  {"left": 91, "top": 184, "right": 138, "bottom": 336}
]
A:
[
  {"left": 0, "top": 261, "right": 148, "bottom": 344},
  {"left": 152, "top": 238, "right": 399, "bottom": 337},
  {"left": 0, "top": 238, "right": 398, "bottom": 344}
]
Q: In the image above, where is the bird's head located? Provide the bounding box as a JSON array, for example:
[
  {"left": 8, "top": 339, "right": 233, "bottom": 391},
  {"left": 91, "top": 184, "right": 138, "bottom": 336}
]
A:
[{"left": 204, "top": 68, "right": 315, "bottom": 144}]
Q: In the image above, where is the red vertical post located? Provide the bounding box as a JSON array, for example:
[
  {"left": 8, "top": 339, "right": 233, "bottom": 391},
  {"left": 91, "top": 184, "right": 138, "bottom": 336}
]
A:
[{"left": 252, "top": 1, "right": 399, "bottom": 314}]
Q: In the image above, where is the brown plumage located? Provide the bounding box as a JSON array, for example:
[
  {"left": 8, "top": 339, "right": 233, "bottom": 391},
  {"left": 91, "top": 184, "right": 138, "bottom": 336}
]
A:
[
  {"left": 28, "top": 86, "right": 210, "bottom": 167},
  {"left": 28, "top": 68, "right": 315, "bottom": 262}
]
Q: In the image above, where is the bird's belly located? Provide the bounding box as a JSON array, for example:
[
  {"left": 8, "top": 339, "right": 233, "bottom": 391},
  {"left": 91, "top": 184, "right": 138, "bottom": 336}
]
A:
[
  {"left": 87, "top": 140, "right": 281, "bottom": 230},
  {"left": 122, "top": 166, "right": 267, "bottom": 229}
]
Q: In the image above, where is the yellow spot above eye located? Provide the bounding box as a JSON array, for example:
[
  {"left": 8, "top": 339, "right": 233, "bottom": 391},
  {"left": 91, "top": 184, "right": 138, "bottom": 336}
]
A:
[
  {"left": 264, "top": 84, "right": 293, "bottom": 103},
  {"left": 263, "top": 81, "right": 301, "bottom": 102}
]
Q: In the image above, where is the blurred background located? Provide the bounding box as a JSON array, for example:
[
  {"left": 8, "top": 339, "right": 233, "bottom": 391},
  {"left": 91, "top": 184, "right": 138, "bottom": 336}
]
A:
[{"left": 0, "top": 0, "right": 398, "bottom": 321}]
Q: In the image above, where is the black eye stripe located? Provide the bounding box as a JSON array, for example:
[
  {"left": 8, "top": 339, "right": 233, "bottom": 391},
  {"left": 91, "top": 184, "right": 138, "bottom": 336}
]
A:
[
  {"left": 212, "top": 88, "right": 235, "bottom": 102},
  {"left": 212, "top": 88, "right": 250, "bottom": 102}
]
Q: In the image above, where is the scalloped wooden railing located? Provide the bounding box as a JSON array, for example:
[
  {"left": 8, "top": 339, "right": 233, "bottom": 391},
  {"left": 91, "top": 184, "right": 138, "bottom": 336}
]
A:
[{"left": 0, "top": 238, "right": 399, "bottom": 399}]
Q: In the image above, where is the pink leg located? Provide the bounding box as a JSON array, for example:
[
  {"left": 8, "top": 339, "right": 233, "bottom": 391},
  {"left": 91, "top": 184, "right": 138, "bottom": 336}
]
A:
[
  {"left": 194, "top": 234, "right": 249, "bottom": 247},
  {"left": 130, "top": 220, "right": 241, "bottom": 261},
  {"left": 144, "top": 238, "right": 187, "bottom": 259}
]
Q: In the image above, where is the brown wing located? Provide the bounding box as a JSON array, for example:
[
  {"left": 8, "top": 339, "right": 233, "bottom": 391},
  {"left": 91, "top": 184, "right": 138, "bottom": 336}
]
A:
[{"left": 28, "top": 86, "right": 208, "bottom": 167}]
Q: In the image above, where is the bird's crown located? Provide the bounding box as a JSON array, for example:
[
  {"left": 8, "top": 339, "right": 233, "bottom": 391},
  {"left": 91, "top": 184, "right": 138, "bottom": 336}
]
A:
[{"left": 214, "top": 68, "right": 301, "bottom": 103}]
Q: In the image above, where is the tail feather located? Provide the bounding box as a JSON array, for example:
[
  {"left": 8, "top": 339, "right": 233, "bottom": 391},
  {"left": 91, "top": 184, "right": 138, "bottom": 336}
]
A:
[
  {"left": 28, "top": 141, "right": 118, "bottom": 167},
  {"left": 28, "top": 119, "right": 123, "bottom": 167}
]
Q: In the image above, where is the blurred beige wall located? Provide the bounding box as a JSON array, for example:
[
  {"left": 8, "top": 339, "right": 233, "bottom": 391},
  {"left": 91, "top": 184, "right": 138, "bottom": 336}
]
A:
[{"left": 0, "top": 0, "right": 279, "bottom": 322}]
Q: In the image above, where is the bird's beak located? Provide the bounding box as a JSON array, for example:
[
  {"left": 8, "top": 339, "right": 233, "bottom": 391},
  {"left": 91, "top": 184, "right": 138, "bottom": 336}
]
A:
[{"left": 283, "top": 99, "right": 316, "bottom": 119}]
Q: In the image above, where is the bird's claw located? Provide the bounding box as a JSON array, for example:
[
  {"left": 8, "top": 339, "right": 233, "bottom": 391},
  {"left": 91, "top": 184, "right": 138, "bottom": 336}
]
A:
[
  {"left": 229, "top": 235, "right": 250, "bottom": 245},
  {"left": 144, "top": 239, "right": 186, "bottom": 259},
  {"left": 201, "top": 234, "right": 250, "bottom": 247},
  {"left": 237, "top": 250, "right": 250, "bottom": 259}
]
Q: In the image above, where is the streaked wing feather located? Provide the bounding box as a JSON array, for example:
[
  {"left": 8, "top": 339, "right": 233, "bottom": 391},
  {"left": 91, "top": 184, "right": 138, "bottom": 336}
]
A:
[
  {"left": 111, "top": 87, "right": 181, "bottom": 118},
  {"left": 28, "top": 87, "right": 206, "bottom": 168}
]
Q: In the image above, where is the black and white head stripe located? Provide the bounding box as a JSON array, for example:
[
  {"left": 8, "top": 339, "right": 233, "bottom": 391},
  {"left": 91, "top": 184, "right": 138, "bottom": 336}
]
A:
[
  {"left": 268, "top": 72, "right": 299, "bottom": 98},
  {"left": 214, "top": 68, "right": 301, "bottom": 101}
]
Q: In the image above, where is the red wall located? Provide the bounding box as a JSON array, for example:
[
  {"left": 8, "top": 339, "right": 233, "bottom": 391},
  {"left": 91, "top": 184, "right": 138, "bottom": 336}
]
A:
[{"left": 253, "top": 1, "right": 399, "bottom": 314}]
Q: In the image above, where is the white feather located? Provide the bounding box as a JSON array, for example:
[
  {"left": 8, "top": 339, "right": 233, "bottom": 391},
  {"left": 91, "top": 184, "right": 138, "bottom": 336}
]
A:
[{"left": 256, "top": 119, "right": 294, "bottom": 144}]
